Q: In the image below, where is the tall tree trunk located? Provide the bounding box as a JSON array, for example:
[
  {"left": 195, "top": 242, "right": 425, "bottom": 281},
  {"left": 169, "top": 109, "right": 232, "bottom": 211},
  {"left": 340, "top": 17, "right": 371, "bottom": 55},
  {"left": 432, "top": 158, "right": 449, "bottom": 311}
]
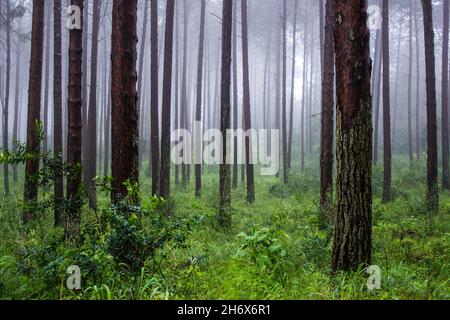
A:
[
  {"left": 287, "top": 0, "right": 298, "bottom": 171},
  {"left": 232, "top": 0, "right": 239, "bottom": 189},
  {"left": 319, "top": 0, "right": 335, "bottom": 221},
  {"left": 103, "top": 65, "right": 111, "bottom": 177},
  {"left": 23, "top": 0, "right": 45, "bottom": 223},
  {"left": 53, "top": 0, "right": 64, "bottom": 226},
  {"left": 42, "top": 1, "right": 51, "bottom": 155},
  {"left": 415, "top": 0, "right": 421, "bottom": 159},
  {"left": 137, "top": 0, "right": 149, "bottom": 172},
  {"left": 392, "top": 20, "right": 403, "bottom": 152},
  {"left": 159, "top": 0, "right": 176, "bottom": 201},
  {"left": 218, "top": 0, "right": 233, "bottom": 228},
  {"left": 442, "top": 0, "right": 449, "bottom": 190},
  {"left": 281, "top": 0, "right": 288, "bottom": 184},
  {"left": 180, "top": 0, "right": 189, "bottom": 184},
  {"left": 195, "top": 0, "right": 206, "bottom": 197},
  {"left": 174, "top": 3, "right": 180, "bottom": 185},
  {"left": 66, "top": 0, "right": 84, "bottom": 244},
  {"left": 300, "top": 2, "right": 307, "bottom": 171},
  {"left": 151, "top": 0, "right": 160, "bottom": 196},
  {"left": 111, "top": 0, "right": 139, "bottom": 204},
  {"left": 373, "top": 28, "right": 382, "bottom": 164},
  {"left": 332, "top": 0, "right": 373, "bottom": 272},
  {"left": 241, "top": 0, "right": 255, "bottom": 203},
  {"left": 407, "top": 1, "right": 414, "bottom": 166},
  {"left": 12, "top": 31, "right": 21, "bottom": 182},
  {"left": 81, "top": 0, "right": 89, "bottom": 180},
  {"left": 421, "top": 0, "right": 439, "bottom": 212},
  {"left": 382, "top": 0, "right": 392, "bottom": 203},
  {"left": 3, "top": 0, "right": 11, "bottom": 196},
  {"left": 85, "top": 0, "right": 102, "bottom": 209}
]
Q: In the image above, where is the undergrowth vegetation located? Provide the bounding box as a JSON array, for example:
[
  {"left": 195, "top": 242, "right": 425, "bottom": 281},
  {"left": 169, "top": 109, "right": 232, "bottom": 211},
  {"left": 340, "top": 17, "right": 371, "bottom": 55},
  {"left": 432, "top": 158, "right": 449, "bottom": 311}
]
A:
[{"left": 0, "top": 156, "right": 449, "bottom": 300}]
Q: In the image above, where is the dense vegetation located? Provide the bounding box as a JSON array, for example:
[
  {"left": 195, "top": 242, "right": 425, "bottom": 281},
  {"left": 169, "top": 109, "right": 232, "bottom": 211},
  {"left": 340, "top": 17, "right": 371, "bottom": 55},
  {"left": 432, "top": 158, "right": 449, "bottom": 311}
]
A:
[{"left": 1, "top": 158, "right": 448, "bottom": 300}]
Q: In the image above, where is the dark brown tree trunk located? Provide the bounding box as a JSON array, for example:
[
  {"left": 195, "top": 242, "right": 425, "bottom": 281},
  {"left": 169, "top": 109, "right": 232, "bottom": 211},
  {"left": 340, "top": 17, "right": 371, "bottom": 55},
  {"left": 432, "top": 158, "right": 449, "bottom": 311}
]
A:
[
  {"left": 85, "top": 0, "right": 102, "bottom": 209},
  {"left": 150, "top": 0, "right": 160, "bottom": 196},
  {"left": 232, "top": 0, "right": 239, "bottom": 189},
  {"left": 111, "top": 0, "right": 139, "bottom": 204},
  {"left": 287, "top": 0, "right": 298, "bottom": 171},
  {"left": 23, "top": 0, "right": 45, "bottom": 223},
  {"left": 421, "top": 0, "right": 439, "bottom": 211},
  {"left": 281, "top": 0, "right": 288, "bottom": 184},
  {"left": 66, "top": 0, "right": 84, "bottom": 244},
  {"left": 332, "top": 0, "right": 373, "bottom": 272},
  {"left": 319, "top": 0, "right": 335, "bottom": 222},
  {"left": 3, "top": 0, "right": 11, "bottom": 196},
  {"left": 159, "top": 0, "right": 175, "bottom": 201},
  {"left": 42, "top": 1, "right": 51, "bottom": 156},
  {"left": 442, "top": 0, "right": 449, "bottom": 190},
  {"left": 382, "top": 0, "right": 392, "bottom": 203},
  {"left": 195, "top": 0, "right": 206, "bottom": 198},
  {"left": 218, "top": 0, "right": 233, "bottom": 228},
  {"left": 241, "top": 0, "right": 255, "bottom": 203},
  {"left": 53, "top": 0, "right": 64, "bottom": 226}
]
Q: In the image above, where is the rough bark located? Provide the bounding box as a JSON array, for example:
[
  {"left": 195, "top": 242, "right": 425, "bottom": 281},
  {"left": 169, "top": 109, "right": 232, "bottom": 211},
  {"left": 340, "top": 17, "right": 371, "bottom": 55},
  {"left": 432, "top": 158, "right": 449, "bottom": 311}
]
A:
[
  {"left": 159, "top": 0, "right": 175, "bottom": 201},
  {"left": 23, "top": 0, "right": 45, "bottom": 223},
  {"left": 66, "top": 0, "right": 84, "bottom": 244},
  {"left": 421, "top": 0, "right": 439, "bottom": 211},
  {"left": 332, "top": 0, "right": 373, "bottom": 272},
  {"left": 218, "top": 0, "right": 233, "bottom": 229},
  {"left": 382, "top": 0, "right": 392, "bottom": 203},
  {"left": 111, "top": 0, "right": 139, "bottom": 204},
  {"left": 241, "top": 0, "right": 255, "bottom": 203},
  {"left": 53, "top": 0, "right": 64, "bottom": 226},
  {"left": 42, "top": 1, "right": 51, "bottom": 155},
  {"left": 319, "top": 0, "right": 335, "bottom": 221}
]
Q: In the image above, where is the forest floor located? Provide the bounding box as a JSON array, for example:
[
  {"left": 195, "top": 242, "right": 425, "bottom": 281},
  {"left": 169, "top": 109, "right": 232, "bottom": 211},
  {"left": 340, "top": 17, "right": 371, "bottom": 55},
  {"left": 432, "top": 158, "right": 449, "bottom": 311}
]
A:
[{"left": 0, "top": 156, "right": 449, "bottom": 300}]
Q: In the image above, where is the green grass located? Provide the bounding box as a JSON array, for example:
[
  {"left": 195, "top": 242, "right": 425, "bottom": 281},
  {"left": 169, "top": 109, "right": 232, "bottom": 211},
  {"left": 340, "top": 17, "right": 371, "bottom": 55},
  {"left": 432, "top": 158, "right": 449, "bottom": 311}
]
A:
[{"left": 0, "top": 157, "right": 449, "bottom": 300}]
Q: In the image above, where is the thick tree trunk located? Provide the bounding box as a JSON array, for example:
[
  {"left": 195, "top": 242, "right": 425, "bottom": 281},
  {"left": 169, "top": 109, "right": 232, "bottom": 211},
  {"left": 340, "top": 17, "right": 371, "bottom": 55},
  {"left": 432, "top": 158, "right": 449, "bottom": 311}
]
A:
[
  {"left": 111, "top": 0, "right": 139, "bottom": 204},
  {"left": 319, "top": 0, "right": 335, "bottom": 221},
  {"left": 53, "top": 0, "right": 64, "bottom": 226},
  {"left": 159, "top": 0, "right": 175, "bottom": 201},
  {"left": 42, "top": 1, "right": 51, "bottom": 156},
  {"left": 382, "top": 0, "right": 392, "bottom": 203},
  {"left": 85, "top": 0, "right": 101, "bottom": 209},
  {"left": 218, "top": 0, "right": 233, "bottom": 228},
  {"left": 195, "top": 0, "right": 206, "bottom": 197},
  {"left": 66, "top": 0, "right": 84, "bottom": 244},
  {"left": 421, "top": 0, "right": 439, "bottom": 212},
  {"left": 23, "top": 0, "right": 45, "bottom": 223},
  {"left": 151, "top": 0, "right": 160, "bottom": 196},
  {"left": 241, "top": 0, "right": 255, "bottom": 203},
  {"left": 442, "top": 0, "right": 449, "bottom": 190},
  {"left": 332, "top": 0, "right": 373, "bottom": 272}
]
